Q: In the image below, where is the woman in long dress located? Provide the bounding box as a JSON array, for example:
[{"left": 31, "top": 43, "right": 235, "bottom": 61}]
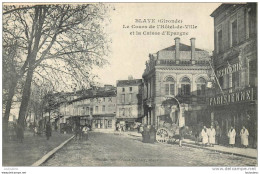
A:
[
  {"left": 240, "top": 126, "right": 249, "bottom": 148},
  {"left": 201, "top": 126, "right": 208, "bottom": 146},
  {"left": 208, "top": 125, "right": 216, "bottom": 147},
  {"left": 228, "top": 126, "right": 236, "bottom": 147}
]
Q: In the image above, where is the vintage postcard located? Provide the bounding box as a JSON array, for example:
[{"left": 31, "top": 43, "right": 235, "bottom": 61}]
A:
[{"left": 1, "top": 2, "right": 258, "bottom": 173}]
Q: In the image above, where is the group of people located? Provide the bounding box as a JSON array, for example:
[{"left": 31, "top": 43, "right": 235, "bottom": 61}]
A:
[
  {"left": 116, "top": 123, "right": 126, "bottom": 133},
  {"left": 74, "top": 124, "right": 90, "bottom": 140},
  {"left": 200, "top": 125, "right": 249, "bottom": 148},
  {"left": 227, "top": 126, "right": 249, "bottom": 148}
]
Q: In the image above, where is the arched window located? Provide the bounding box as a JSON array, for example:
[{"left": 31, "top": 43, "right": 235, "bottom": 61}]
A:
[
  {"left": 180, "top": 77, "right": 191, "bottom": 95},
  {"left": 165, "top": 76, "right": 175, "bottom": 96},
  {"left": 196, "top": 77, "right": 206, "bottom": 95}
]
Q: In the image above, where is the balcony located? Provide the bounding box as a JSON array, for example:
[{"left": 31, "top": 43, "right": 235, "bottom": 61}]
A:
[{"left": 156, "top": 59, "right": 209, "bottom": 66}]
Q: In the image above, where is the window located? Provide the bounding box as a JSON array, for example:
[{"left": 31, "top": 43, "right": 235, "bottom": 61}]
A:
[
  {"left": 180, "top": 77, "right": 191, "bottom": 95},
  {"left": 86, "top": 107, "right": 89, "bottom": 115},
  {"left": 129, "top": 87, "right": 132, "bottom": 92},
  {"left": 107, "top": 120, "right": 112, "bottom": 128},
  {"left": 90, "top": 108, "right": 93, "bottom": 115},
  {"left": 122, "top": 108, "right": 125, "bottom": 116},
  {"left": 95, "top": 106, "right": 98, "bottom": 113},
  {"left": 95, "top": 119, "right": 103, "bottom": 129},
  {"left": 196, "top": 77, "right": 206, "bottom": 96},
  {"left": 129, "top": 93, "right": 133, "bottom": 103},
  {"left": 121, "top": 94, "right": 125, "bottom": 103},
  {"left": 249, "top": 6, "right": 257, "bottom": 38},
  {"left": 217, "top": 30, "right": 223, "bottom": 53},
  {"left": 103, "top": 98, "right": 105, "bottom": 102},
  {"left": 129, "top": 108, "right": 132, "bottom": 116},
  {"left": 232, "top": 71, "right": 240, "bottom": 89},
  {"left": 218, "top": 76, "right": 224, "bottom": 89},
  {"left": 231, "top": 20, "right": 237, "bottom": 46},
  {"left": 249, "top": 59, "right": 257, "bottom": 86},
  {"left": 122, "top": 88, "right": 125, "bottom": 92},
  {"left": 102, "top": 105, "right": 106, "bottom": 112},
  {"left": 165, "top": 76, "right": 175, "bottom": 96}
]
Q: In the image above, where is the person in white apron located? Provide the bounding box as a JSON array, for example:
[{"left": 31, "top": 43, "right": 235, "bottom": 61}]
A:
[
  {"left": 82, "top": 125, "right": 89, "bottom": 140},
  {"left": 208, "top": 125, "right": 216, "bottom": 147},
  {"left": 240, "top": 126, "right": 249, "bottom": 148},
  {"left": 228, "top": 126, "right": 236, "bottom": 147},
  {"left": 201, "top": 126, "right": 208, "bottom": 146}
]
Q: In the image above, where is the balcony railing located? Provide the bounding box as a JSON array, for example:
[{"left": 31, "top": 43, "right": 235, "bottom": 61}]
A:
[{"left": 156, "top": 59, "right": 209, "bottom": 66}]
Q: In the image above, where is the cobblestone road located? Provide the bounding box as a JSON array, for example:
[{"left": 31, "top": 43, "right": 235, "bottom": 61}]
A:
[{"left": 43, "top": 132, "right": 257, "bottom": 166}]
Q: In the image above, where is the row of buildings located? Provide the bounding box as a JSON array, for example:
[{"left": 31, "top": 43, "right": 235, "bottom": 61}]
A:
[
  {"left": 55, "top": 3, "right": 256, "bottom": 146},
  {"left": 58, "top": 79, "right": 143, "bottom": 132}
]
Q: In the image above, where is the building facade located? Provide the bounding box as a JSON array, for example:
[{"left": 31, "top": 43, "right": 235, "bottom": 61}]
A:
[
  {"left": 116, "top": 78, "right": 143, "bottom": 131},
  {"left": 142, "top": 37, "right": 211, "bottom": 129},
  {"left": 59, "top": 85, "right": 117, "bottom": 132},
  {"left": 210, "top": 3, "right": 257, "bottom": 147}
]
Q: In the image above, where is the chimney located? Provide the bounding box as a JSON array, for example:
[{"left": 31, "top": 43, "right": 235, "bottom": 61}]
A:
[
  {"left": 190, "top": 38, "right": 196, "bottom": 61},
  {"left": 174, "top": 37, "right": 180, "bottom": 60}
]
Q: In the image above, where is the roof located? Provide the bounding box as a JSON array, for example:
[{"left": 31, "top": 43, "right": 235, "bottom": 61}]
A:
[
  {"left": 160, "top": 43, "right": 204, "bottom": 52},
  {"left": 210, "top": 3, "right": 246, "bottom": 17},
  {"left": 117, "top": 79, "right": 143, "bottom": 87},
  {"left": 68, "top": 87, "right": 117, "bottom": 104}
]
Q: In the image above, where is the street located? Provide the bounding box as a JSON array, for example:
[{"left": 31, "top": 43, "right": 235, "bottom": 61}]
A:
[{"left": 43, "top": 132, "right": 257, "bottom": 166}]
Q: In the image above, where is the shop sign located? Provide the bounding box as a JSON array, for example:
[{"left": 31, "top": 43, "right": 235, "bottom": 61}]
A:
[
  {"left": 209, "top": 88, "right": 254, "bottom": 106},
  {"left": 216, "top": 62, "right": 242, "bottom": 78}
]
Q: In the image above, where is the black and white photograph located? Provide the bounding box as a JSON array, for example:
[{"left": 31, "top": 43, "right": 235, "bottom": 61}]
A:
[{"left": 1, "top": 2, "right": 258, "bottom": 173}]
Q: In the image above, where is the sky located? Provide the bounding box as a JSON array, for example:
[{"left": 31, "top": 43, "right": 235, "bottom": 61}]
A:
[{"left": 93, "top": 3, "right": 221, "bottom": 86}]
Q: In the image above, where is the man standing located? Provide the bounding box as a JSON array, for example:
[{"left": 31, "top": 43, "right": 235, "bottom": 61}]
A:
[
  {"left": 208, "top": 125, "right": 216, "bottom": 147},
  {"left": 228, "top": 126, "right": 236, "bottom": 147},
  {"left": 201, "top": 126, "right": 208, "bottom": 146},
  {"left": 215, "top": 124, "right": 222, "bottom": 145},
  {"left": 240, "top": 126, "right": 249, "bottom": 148}
]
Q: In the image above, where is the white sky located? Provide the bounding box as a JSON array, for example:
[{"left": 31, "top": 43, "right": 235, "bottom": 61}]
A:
[{"left": 91, "top": 3, "right": 221, "bottom": 86}]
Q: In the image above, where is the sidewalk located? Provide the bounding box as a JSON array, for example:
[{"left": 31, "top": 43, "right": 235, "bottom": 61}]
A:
[
  {"left": 2, "top": 129, "right": 73, "bottom": 166},
  {"left": 126, "top": 131, "right": 257, "bottom": 159}
]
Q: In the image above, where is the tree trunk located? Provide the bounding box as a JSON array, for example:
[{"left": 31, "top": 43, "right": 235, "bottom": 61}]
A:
[
  {"left": 18, "top": 69, "right": 34, "bottom": 128},
  {"left": 3, "top": 78, "right": 18, "bottom": 137},
  {"left": 17, "top": 6, "right": 45, "bottom": 128}
]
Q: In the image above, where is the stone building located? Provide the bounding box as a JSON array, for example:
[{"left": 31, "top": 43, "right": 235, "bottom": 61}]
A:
[
  {"left": 142, "top": 37, "right": 211, "bottom": 129},
  {"left": 209, "top": 3, "right": 257, "bottom": 147},
  {"left": 59, "top": 85, "right": 117, "bottom": 132},
  {"left": 116, "top": 77, "right": 143, "bottom": 131}
]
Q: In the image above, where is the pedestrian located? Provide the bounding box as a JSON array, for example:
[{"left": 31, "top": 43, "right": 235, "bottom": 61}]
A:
[
  {"left": 34, "top": 126, "right": 38, "bottom": 136},
  {"left": 207, "top": 125, "right": 216, "bottom": 147},
  {"left": 179, "top": 126, "right": 189, "bottom": 147},
  {"left": 215, "top": 124, "right": 222, "bottom": 145},
  {"left": 75, "top": 123, "right": 81, "bottom": 140},
  {"left": 142, "top": 124, "right": 150, "bottom": 143},
  {"left": 201, "top": 126, "right": 208, "bottom": 146},
  {"left": 82, "top": 124, "right": 89, "bottom": 141},
  {"left": 46, "top": 121, "right": 52, "bottom": 140},
  {"left": 149, "top": 125, "right": 156, "bottom": 143},
  {"left": 194, "top": 124, "right": 201, "bottom": 145},
  {"left": 118, "top": 124, "right": 121, "bottom": 134},
  {"left": 240, "top": 126, "right": 249, "bottom": 148},
  {"left": 139, "top": 124, "right": 144, "bottom": 134},
  {"left": 228, "top": 126, "right": 236, "bottom": 147}
]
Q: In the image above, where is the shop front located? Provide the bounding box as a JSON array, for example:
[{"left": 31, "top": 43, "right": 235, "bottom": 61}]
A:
[
  {"left": 208, "top": 87, "right": 257, "bottom": 148},
  {"left": 91, "top": 114, "right": 115, "bottom": 131},
  {"left": 116, "top": 118, "right": 139, "bottom": 131}
]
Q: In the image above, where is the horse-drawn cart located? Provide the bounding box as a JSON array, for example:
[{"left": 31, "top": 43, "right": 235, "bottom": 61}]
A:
[{"left": 156, "top": 120, "right": 180, "bottom": 143}]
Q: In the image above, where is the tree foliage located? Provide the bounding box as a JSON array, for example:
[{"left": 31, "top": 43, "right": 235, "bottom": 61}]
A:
[{"left": 3, "top": 3, "right": 112, "bottom": 127}]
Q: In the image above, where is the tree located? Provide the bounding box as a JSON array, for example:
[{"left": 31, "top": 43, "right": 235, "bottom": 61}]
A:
[{"left": 3, "top": 4, "right": 111, "bottom": 131}]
